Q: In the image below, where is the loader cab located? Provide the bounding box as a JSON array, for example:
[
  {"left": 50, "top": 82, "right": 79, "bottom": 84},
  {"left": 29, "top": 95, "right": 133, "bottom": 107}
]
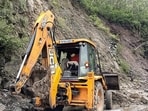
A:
[{"left": 56, "top": 39, "right": 100, "bottom": 80}]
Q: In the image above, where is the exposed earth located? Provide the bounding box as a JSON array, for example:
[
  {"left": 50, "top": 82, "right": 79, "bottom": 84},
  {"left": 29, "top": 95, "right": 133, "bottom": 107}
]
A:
[{"left": 0, "top": 0, "right": 148, "bottom": 111}]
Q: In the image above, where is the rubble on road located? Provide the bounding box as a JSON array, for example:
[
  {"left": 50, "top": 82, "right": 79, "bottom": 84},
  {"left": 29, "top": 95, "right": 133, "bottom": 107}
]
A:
[{"left": 0, "top": 89, "right": 33, "bottom": 111}]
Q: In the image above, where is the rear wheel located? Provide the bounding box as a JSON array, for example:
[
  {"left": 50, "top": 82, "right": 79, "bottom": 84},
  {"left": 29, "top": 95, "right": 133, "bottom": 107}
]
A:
[
  {"left": 105, "top": 90, "right": 112, "bottom": 110},
  {"left": 93, "top": 81, "right": 104, "bottom": 111}
]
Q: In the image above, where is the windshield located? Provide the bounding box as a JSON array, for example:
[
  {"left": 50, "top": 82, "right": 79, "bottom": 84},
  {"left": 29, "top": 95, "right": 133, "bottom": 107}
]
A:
[{"left": 56, "top": 43, "right": 80, "bottom": 77}]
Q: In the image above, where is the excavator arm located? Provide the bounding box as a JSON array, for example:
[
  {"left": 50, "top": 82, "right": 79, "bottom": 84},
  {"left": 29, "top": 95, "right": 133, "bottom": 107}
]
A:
[{"left": 15, "top": 10, "right": 62, "bottom": 108}]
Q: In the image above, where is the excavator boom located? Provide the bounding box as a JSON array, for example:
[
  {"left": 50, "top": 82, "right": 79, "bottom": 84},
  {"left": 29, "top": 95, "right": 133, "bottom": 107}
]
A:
[{"left": 15, "top": 10, "right": 61, "bottom": 108}]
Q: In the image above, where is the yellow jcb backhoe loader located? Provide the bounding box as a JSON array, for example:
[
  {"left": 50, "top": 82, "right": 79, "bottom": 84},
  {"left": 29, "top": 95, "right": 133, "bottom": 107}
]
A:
[{"left": 12, "top": 10, "right": 119, "bottom": 111}]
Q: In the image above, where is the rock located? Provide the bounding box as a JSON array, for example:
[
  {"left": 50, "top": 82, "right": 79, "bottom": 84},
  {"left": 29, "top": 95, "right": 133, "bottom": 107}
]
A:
[
  {"left": 0, "top": 90, "right": 33, "bottom": 111},
  {"left": 141, "top": 96, "right": 148, "bottom": 104},
  {"left": 0, "top": 77, "right": 2, "bottom": 85},
  {"left": 0, "top": 103, "right": 6, "bottom": 111},
  {"left": 0, "top": 57, "right": 5, "bottom": 68},
  {"left": 129, "top": 93, "right": 140, "bottom": 99},
  {"left": 123, "top": 105, "right": 148, "bottom": 111},
  {"left": 0, "top": 77, "right": 10, "bottom": 89},
  {"left": 13, "top": 107, "right": 22, "bottom": 111},
  {"left": 144, "top": 89, "right": 148, "bottom": 92}
]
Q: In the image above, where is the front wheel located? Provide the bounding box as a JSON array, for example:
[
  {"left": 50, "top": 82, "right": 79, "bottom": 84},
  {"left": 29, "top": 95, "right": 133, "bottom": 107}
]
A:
[{"left": 93, "top": 81, "right": 104, "bottom": 111}]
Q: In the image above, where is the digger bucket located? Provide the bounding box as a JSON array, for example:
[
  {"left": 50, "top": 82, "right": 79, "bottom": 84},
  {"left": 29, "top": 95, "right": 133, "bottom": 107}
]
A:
[{"left": 103, "top": 72, "right": 119, "bottom": 90}]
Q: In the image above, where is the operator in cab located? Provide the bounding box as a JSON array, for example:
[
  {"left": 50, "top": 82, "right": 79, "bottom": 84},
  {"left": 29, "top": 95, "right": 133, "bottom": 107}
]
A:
[{"left": 67, "top": 53, "right": 79, "bottom": 66}]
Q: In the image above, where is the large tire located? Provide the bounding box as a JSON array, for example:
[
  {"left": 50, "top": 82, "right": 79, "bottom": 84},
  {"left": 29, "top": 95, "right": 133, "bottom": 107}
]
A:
[
  {"left": 93, "top": 81, "right": 104, "bottom": 111},
  {"left": 44, "top": 105, "right": 64, "bottom": 111},
  {"left": 105, "top": 90, "right": 112, "bottom": 110}
]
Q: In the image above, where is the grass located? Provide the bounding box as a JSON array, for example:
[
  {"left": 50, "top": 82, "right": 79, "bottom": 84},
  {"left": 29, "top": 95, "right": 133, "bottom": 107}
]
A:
[
  {"left": 119, "top": 58, "right": 130, "bottom": 74},
  {"left": 89, "top": 14, "right": 119, "bottom": 42}
]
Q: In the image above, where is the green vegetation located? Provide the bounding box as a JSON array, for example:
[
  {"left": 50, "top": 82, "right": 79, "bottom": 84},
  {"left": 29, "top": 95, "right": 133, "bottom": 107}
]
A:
[
  {"left": 0, "top": 0, "right": 29, "bottom": 64},
  {"left": 119, "top": 58, "right": 130, "bottom": 74},
  {"left": 80, "top": 0, "right": 148, "bottom": 57},
  {"left": 52, "top": 0, "right": 58, "bottom": 6},
  {"left": 57, "top": 17, "right": 71, "bottom": 32},
  {"left": 57, "top": 17, "right": 67, "bottom": 29},
  {"left": 0, "top": 19, "right": 23, "bottom": 62},
  {"left": 117, "top": 44, "right": 130, "bottom": 73},
  {"left": 89, "top": 15, "right": 119, "bottom": 42},
  {"left": 89, "top": 15, "right": 109, "bottom": 32}
]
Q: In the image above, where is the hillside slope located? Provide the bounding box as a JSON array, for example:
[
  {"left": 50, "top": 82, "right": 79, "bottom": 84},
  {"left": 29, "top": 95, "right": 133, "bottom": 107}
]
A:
[{"left": 0, "top": 0, "right": 148, "bottom": 111}]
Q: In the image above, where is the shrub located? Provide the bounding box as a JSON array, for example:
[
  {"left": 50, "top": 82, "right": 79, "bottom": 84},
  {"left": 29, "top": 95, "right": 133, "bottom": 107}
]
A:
[{"left": 0, "top": 19, "right": 23, "bottom": 62}]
